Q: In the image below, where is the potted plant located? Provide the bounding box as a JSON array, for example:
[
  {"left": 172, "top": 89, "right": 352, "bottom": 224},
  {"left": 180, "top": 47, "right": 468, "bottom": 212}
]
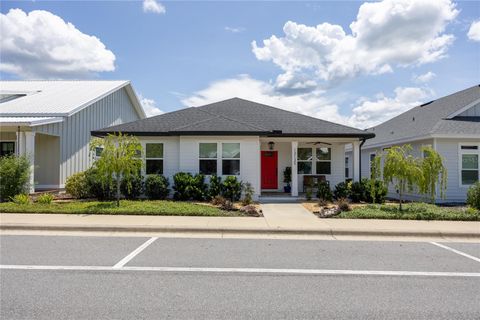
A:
[{"left": 283, "top": 167, "right": 292, "bottom": 193}]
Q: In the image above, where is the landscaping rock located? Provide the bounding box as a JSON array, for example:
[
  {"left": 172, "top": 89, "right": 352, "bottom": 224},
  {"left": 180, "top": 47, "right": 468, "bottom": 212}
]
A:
[
  {"left": 239, "top": 204, "right": 261, "bottom": 217},
  {"left": 317, "top": 205, "right": 341, "bottom": 218}
]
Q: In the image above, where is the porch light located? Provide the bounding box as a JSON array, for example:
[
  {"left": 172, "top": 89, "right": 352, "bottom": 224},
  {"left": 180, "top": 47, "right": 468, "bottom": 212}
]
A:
[{"left": 268, "top": 141, "right": 275, "bottom": 150}]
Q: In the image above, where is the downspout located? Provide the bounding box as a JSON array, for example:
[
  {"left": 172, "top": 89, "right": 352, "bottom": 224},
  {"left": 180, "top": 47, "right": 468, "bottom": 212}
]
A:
[
  {"left": 16, "top": 126, "right": 20, "bottom": 156},
  {"left": 358, "top": 138, "right": 366, "bottom": 179}
]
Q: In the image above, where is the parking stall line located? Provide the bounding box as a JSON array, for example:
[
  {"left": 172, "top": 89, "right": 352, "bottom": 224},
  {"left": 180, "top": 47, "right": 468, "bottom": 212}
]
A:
[
  {"left": 112, "top": 237, "right": 158, "bottom": 269},
  {"left": 430, "top": 242, "right": 480, "bottom": 263}
]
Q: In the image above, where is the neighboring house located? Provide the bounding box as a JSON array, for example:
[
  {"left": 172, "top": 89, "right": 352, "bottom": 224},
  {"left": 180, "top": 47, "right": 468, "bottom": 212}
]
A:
[
  {"left": 350, "top": 84, "right": 480, "bottom": 203},
  {"left": 0, "top": 81, "right": 146, "bottom": 192},
  {"left": 92, "top": 98, "right": 374, "bottom": 199}
]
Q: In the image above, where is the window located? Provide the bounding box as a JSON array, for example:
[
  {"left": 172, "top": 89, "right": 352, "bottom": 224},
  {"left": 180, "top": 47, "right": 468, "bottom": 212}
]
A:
[
  {"left": 222, "top": 143, "right": 240, "bottom": 175},
  {"left": 460, "top": 145, "right": 479, "bottom": 186},
  {"left": 145, "top": 143, "right": 163, "bottom": 174},
  {"left": 345, "top": 157, "right": 349, "bottom": 178},
  {"left": 0, "top": 142, "right": 15, "bottom": 157},
  {"left": 316, "top": 147, "right": 331, "bottom": 174},
  {"left": 369, "top": 153, "right": 376, "bottom": 177},
  {"left": 297, "top": 148, "right": 312, "bottom": 174},
  {"left": 199, "top": 143, "right": 217, "bottom": 175}
]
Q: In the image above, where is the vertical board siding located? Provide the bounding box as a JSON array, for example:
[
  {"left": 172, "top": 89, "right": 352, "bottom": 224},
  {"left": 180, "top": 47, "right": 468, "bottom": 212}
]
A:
[{"left": 34, "top": 87, "right": 141, "bottom": 186}]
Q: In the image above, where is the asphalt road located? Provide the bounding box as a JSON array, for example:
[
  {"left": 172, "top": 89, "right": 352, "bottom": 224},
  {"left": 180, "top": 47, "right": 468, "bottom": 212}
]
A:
[{"left": 1, "top": 235, "right": 479, "bottom": 319}]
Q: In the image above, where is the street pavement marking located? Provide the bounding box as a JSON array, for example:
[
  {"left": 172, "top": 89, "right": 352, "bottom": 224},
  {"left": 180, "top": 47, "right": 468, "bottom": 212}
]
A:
[
  {"left": 430, "top": 242, "right": 480, "bottom": 263},
  {"left": 112, "top": 237, "right": 158, "bottom": 269},
  {"left": 1, "top": 264, "right": 480, "bottom": 277}
]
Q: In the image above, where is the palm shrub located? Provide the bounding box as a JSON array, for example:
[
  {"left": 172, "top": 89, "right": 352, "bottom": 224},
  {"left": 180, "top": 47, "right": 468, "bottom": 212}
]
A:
[
  {"left": 144, "top": 174, "right": 169, "bottom": 200},
  {"left": 65, "top": 171, "right": 90, "bottom": 199},
  {"left": 334, "top": 182, "right": 350, "bottom": 199},
  {"left": 190, "top": 174, "right": 208, "bottom": 201},
  {"left": 173, "top": 172, "right": 193, "bottom": 200},
  {"left": 242, "top": 182, "right": 254, "bottom": 205},
  {"left": 467, "top": 182, "right": 480, "bottom": 210},
  {"left": 120, "top": 174, "right": 144, "bottom": 200},
  {"left": 316, "top": 181, "right": 333, "bottom": 201},
  {"left": 208, "top": 175, "right": 222, "bottom": 199},
  {"left": 222, "top": 176, "right": 242, "bottom": 201},
  {"left": 36, "top": 193, "right": 54, "bottom": 204},
  {"left": 0, "top": 155, "right": 30, "bottom": 202},
  {"left": 11, "top": 194, "right": 30, "bottom": 205}
]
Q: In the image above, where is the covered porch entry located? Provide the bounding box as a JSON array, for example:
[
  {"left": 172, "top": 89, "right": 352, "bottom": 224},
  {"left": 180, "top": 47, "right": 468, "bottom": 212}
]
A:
[{"left": 259, "top": 137, "right": 362, "bottom": 198}]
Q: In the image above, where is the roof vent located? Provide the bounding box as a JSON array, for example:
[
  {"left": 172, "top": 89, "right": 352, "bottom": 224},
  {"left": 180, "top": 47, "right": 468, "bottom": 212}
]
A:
[
  {"left": 420, "top": 100, "right": 434, "bottom": 107},
  {"left": 412, "top": 117, "right": 415, "bottom": 121},
  {"left": 390, "top": 131, "right": 394, "bottom": 135}
]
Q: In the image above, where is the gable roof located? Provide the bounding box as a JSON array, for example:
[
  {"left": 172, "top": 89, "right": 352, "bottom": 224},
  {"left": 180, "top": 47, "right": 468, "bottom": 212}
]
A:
[
  {"left": 0, "top": 80, "right": 146, "bottom": 119},
  {"left": 93, "top": 97, "right": 374, "bottom": 139},
  {"left": 364, "top": 84, "right": 480, "bottom": 148}
]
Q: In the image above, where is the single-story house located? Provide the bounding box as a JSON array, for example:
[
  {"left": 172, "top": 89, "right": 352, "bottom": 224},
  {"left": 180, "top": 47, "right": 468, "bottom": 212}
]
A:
[
  {"left": 348, "top": 84, "right": 480, "bottom": 203},
  {"left": 92, "top": 97, "right": 374, "bottom": 200},
  {"left": 0, "top": 80, "right": 145, "bottom": 192}
]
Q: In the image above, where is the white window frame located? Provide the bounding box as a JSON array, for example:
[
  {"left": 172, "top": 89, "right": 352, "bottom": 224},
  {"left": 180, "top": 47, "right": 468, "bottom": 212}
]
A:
[
  {"left": 221, "top": 142, "right": 241, "bottom": 176},
  {"left": 315, "top": 147, "right": 332, "bottom": 175},
  {"left": 145, "top": 142, "right": 164, "bottom": 175},
  {"left": 0, "top": 140, "right": 16, "bottom": 157},
  {"left": 199, "top": 142, "right": 218, "bottom": 176},
  {"left": 297, "top": 147, "right": 313, "bottom": 175},
  {"left": 458, "top": 142, "right": 480, "bottom": 188}
]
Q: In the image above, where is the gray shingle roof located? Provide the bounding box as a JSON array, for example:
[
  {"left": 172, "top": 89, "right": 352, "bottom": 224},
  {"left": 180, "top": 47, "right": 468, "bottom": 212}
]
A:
[
  {"left": 93, "top": 97, "right": 373, "bottom": 138},
  {"left": 364, "top": 85, "right": 480, "bottom": 147}
]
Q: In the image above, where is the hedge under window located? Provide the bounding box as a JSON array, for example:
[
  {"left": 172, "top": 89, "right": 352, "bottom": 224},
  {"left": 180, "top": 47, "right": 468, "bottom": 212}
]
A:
[
  {"left": 145, "top": 143, "right": 163, "bottom": 174},
  {"left": 222, "top": 143, "right": 240, "bottom": 175},
  {"left": 199, "top": 143, "right": 217, "bottom": 175}
]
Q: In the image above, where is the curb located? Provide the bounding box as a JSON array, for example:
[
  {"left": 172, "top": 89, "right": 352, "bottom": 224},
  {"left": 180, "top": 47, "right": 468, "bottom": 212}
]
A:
[{"left": 1, "top": 224, "right": 479, "bottom": 239}]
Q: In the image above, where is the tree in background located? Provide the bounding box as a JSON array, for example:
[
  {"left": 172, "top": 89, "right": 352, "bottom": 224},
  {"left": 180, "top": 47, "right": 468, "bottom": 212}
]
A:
[
  {"left": 382, "top": 145, "right": 423, "bottom": 211},
  {"left": 90, "top": 133, "right": 143, "bottom": 207},
  {"left": 419, "top": 146, "right": 447, "bottom": 204}
]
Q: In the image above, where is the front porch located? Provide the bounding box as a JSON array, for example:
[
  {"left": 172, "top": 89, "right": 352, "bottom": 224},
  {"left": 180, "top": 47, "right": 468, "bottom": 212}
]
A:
[{"left": 258, "top": 137, "right": 362, "bottom": 198}]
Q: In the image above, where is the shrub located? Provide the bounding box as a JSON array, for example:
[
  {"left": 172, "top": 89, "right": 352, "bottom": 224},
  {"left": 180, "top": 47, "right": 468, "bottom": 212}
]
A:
[
  {"left": 65, "top": 171, "right": 90, "bottom": 199},
  {"left": 121, "top": 174, "right": 144, "bottom": 200},
  {"left": 305, "top": 187, "right": 313, "bottom": 201},
  {"left": 85, "top": 167, "right": 116, "bottom": 200},
  {"left": 364, "top": 179, "right": 388, "bottom": 204},
  {"left": 336, "top": 197, "right": 351, "bottom": 212},
  {"left": 349, "top": 180, "right": 366, "bottom": 203},
  {"left": 172, "top": 172, "right": 207, "bottom": 201},
  {"left": 144, "top": 174, "right": 169, "bottom": 200},
  {"left": 318, "top": 198, "right": 328, "bottom": 207},
  {"left": 211, "top": 195, "right": 226, "bottom": 206},
  {"left": 36, "top": 193, "right": 54, "bottom": 204},
  {"left": 220, "top": 199, "right": 235, "bottom": 211},
  {"left": 334, "top": 182, "right": 350, "bottom": 199},
  {"left": 242, "top": 182, "right": 254, "bottom": 205},
  {"left": 0, "top": 155, "right": 30, "bottom": 202},
  {"left": 222, "top": 176, "right": 242, "bottom": 201},
  {"left": 208, "top": 175, "right": 222, "bottom": 199},
  {"left": 11, "top": 194, "right": 30, "bottom": 205},
  {"left": 190, "top": 174, "right": 208, "bottom": 201},
  {"left": 467, "top": 182, "right": 480, "bottom": 210},
  {"left": 316, "top": 181, "right": 332, "bottom": 201}
]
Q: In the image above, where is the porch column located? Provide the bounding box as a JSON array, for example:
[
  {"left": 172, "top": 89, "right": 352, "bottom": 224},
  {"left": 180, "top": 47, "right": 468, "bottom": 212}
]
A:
[
  {"left": 16, "top": 131, "right": 26, "bottom": 156},
  {"left": 291, "top": 141, "right": 298, "bottom": 196},
  {"left": 25, "top": 132, "right": 35, "bottom": 193},
  {"left": 352, "top": 140, "right": 360, "bottom": 182}
]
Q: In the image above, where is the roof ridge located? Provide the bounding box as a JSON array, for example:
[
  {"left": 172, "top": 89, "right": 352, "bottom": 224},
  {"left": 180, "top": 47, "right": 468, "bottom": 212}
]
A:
[
  {"left": 196, "top": 107, "right": 269, "bottom": 131},
  {"left": 170, "top": 113, "right": 221, "bottom": 131}
]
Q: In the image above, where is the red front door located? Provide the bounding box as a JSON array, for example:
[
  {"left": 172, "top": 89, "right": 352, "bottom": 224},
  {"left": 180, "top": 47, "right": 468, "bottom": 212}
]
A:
[{"left": 261, "top": 151, "right": 278, "bottom": 189}]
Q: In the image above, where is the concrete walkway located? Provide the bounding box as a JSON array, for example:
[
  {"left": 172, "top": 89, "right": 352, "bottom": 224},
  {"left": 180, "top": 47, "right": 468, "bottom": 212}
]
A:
[{"left": 0, "top": 203, "right": 479, "bottom": 239}]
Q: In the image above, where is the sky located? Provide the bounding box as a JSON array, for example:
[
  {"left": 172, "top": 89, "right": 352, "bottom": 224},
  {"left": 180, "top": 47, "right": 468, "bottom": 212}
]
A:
[{"left": 1, "top": 0, "right": 479, "bottom": 129}]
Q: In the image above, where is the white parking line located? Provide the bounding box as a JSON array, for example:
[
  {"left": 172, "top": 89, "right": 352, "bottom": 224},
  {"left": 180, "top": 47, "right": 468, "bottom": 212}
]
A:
[
  {"left": 430, "top": 242, "right": 480, "bottom": 263},
  {"left": 112, "top": 237, "right": 158, "bottom": 269},
  {"left": 1, "top": 264, "right": 480, "bottom": 277}
]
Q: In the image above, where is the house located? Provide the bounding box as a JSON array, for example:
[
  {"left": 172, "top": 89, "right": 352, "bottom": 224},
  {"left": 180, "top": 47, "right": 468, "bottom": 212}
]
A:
[
  {"left": 0, "top": 80, "right": 146, "bottom": 192},
  {"left": 353, "top": 84, "right": 480, "bottom": 203},
  {"left": 92, "top": 97, "right": 374, "bottom": 199}
]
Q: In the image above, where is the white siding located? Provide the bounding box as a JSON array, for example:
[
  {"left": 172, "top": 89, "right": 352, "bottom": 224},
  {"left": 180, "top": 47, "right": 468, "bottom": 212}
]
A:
[
  {"left": 34, "top": 87, "right": 141, "bottom": 187},
  {"left": 139, "top": 136, "right": 180, "bottom": 184}
]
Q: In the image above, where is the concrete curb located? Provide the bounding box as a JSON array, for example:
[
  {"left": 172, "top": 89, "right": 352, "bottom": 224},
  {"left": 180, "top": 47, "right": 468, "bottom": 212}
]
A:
[{"left": 1, "top": 223, "right": 479, "bottom": 239}]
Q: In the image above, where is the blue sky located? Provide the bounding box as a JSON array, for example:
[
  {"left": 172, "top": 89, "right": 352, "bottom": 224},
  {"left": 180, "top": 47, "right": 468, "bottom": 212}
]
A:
[{"left": 1, "top": 0, "right": 479, "bottom": 128}]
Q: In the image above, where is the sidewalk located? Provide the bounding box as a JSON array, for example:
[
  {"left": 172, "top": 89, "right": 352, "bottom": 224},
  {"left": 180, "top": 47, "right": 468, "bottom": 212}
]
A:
[{"left": 1, "top": 204, "right": 479, "bottom": 239}]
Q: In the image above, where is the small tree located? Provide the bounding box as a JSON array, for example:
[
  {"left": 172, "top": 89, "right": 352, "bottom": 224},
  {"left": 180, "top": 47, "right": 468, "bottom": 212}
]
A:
[
  {"left": 90, "top": 133, "right": 143, "bottom": 206},
  {"left": 419, "top": 146, "right": 447, "bottom": 204},
  {"left": 382, "top": 145, "right": 422, "bottom": 211},
  {"left": 369, "top": 154, "right": 382, "bottom": 204}
]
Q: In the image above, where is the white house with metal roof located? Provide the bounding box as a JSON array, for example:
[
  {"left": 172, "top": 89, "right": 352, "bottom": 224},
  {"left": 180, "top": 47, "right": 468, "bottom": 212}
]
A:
[
  {"left": 349, "top": 84, "right": 480, "bottom": 203},
  {"left": 0, "top": 80, "right": 145, "bottom": 191}
]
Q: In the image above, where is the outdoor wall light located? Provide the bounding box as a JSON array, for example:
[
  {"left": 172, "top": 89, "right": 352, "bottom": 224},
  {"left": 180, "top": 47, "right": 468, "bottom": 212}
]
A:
[{"left": 268, "top": 141, "right": 275, "bottom": 150}]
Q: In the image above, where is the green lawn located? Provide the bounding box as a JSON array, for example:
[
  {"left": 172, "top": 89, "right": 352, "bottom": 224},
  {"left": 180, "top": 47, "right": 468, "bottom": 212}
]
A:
[
  {"left": 0, "top": 200, "right": 239, "bottom": 216},
  {"left": 337, "top": 202, "right": 479, "bottom": 221}
]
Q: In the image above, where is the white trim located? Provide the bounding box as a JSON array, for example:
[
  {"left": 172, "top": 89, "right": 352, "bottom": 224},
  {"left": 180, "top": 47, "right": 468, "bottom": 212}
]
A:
[
  {"left": 457, "top": 142, "right": 480, "bottom": 188},
  {"left": 445, "top": 98, "right": 480, "bottom": 119},
  {"left": 35, "top": 184, "right": 61, "bottom": 189}
]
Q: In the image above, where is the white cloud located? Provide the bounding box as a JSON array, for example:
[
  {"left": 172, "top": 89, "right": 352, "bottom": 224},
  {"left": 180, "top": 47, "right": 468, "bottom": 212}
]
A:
[
  {"left": 348, "top": 87, "right": 432, "bottom": 128},
  {"left": 143, "top": 0, "right": 166, "bottom": 14},
  {"left": 224, "top": 26, "right": 245, "bottom": 33},
  {"left": 413, "top": 71, "right": 436, "bottom": 83},
  {"left": 252, "top": 0, "right": 458, "bottom": 89},
  {"left": 139, "top": 94, "right": 164, "bottom": 117},
  {"left": 0, "top": 9, "right": 115, "bottom": 78},
  {"left": 467, "top": 20, "right": 480, "bottom": 41}
]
